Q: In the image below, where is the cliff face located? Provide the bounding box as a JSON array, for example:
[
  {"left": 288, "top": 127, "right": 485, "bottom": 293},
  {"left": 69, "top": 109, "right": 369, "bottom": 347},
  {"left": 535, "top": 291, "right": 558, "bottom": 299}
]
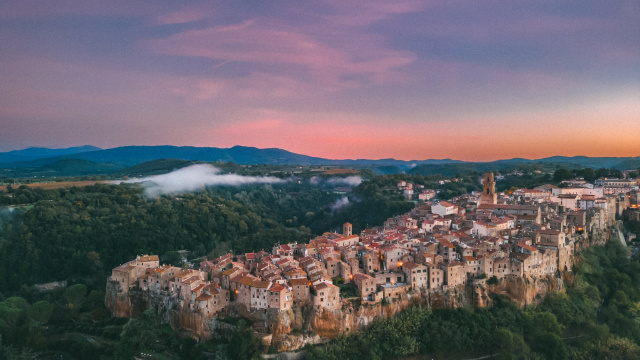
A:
[
  {"left": 304, "top": 292, "right": 432, "bottom": 339},
  {"left": 480, "top": 276, "right": 562, "bottom": 308},
  {"left": 105, "top": 277, "right": 562, "bottom": 352},
  {"left": 170, "top": 309, "right": 212, "bottom": 340},
  {"left": 104, "top": 280, "right": 133, "bottom": 318},
  {"left": 104, "top": 281, "right": 215, "bottom": 339}
]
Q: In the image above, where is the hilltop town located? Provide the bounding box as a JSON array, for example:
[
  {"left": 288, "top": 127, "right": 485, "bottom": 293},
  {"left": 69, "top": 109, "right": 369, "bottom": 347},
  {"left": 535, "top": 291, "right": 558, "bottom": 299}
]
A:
[{"left": 106, "top": 173, "right": 640, "bottom": 347}]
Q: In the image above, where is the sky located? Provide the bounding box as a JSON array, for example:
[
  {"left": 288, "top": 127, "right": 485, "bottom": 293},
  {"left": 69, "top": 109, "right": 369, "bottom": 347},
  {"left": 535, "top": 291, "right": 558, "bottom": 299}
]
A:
[{"left": 1, "top": 0, "right": 639, "bottom": 161}]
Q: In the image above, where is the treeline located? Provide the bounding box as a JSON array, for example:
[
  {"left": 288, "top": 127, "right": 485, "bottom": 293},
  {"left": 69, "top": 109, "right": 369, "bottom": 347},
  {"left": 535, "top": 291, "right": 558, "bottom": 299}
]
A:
[
  {"left": 552, "top": 167, "right": 626, "bottom": 183},
  {"left": 496, "top": 172, "right": 552, "bottom": 192},
  {"left": 351, "top": 173, "right": 482, "bottom": 201},
  {"left": 305, "top": 238, "right": 640, "bottom": 360}
]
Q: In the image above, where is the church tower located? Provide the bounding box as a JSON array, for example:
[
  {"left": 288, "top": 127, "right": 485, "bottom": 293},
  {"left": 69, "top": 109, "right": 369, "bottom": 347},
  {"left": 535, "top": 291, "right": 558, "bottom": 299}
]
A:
[
  {"left": 343, "top": 222, "right": 352, "bottom": 236},
  {"left": 480, "top": 172, "right": 497, "bottom": 205}
]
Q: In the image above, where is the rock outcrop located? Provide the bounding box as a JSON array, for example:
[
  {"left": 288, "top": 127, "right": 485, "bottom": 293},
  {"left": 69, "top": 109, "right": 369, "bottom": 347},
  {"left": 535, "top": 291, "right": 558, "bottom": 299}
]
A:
[
  {"left": 106, "top": 275, "right": 562, "bottom": 352},
  {"left": 104, "top": 280, "right": 133, "bottom": 318}
]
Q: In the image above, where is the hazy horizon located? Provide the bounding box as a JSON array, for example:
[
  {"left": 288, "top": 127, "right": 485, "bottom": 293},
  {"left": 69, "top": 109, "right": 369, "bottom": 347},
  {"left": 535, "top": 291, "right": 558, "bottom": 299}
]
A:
[{"left": 2, "top": 143, "right": 639, "bottom": 163}]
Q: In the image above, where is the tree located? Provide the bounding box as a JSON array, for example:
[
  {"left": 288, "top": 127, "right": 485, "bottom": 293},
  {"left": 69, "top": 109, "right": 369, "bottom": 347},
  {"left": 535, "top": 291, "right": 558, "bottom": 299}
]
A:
[
  {"left": 531, "top": 332, "right": 567, "bottom": 360},
  {"left": 161, "top": 251, "right": 182, "bottom": 266},
  {"left": 576, "top": 168, "right": 597, "bottom": 183},
  {"left": 62, "top": 284, "right": 87, "bottom": 308},
  {"left": 553, "top": 168, "right": 573, "bottom": 183},
  {"left": 492, "top": 328, "right": 530, "bottom": 360},
  {"left": 26, "top": 301, "right": 53, "bottom": 324},
  {"left": 226, "top": 321, "right": 262, "bottom": 360},
  {"left": 531, "top": 311, "right": 562, "bottom": 335},
  {"left": 115, "top": 308, "right": 175, "bottom": 359}
]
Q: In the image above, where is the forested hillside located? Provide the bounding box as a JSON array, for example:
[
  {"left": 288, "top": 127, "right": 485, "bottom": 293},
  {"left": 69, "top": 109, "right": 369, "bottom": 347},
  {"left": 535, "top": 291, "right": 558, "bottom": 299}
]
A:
[{"left": 0, "top": 176, "right": 414, "bottom": 293}]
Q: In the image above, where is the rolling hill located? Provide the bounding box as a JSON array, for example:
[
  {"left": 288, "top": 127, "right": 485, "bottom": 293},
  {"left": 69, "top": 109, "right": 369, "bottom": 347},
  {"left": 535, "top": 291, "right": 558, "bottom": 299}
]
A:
[
  {"left": 0, "top": 145, "right": 638, "bottom": 178},
  {"left": 0, "top": 145, "right": 101, "bottom": 163}
]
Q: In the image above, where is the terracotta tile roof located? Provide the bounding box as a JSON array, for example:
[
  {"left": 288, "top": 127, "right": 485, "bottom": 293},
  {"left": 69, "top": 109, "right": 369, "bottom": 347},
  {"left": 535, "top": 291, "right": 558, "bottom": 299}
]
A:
[
  {"left": 138, "top": 255, "right": 159, "bottom": 262},
  {"left": 229, "top": 274, "right": 245, "bottom": 283},
  {"left": 183, "top": 276, "right": 200, "bottom": 285},
  {"left": 336, "top": 235, "right": 359, "bottom": 242},
  {"left": 196, "top": 293, "right": 213, "bottom": 301},
  {"left": 353, "top": 273, "right": 373, "bottom": 281},
  {"left": 114, "top": 262, "right": 137, "bottom": 273},
  {"left": 238, "top": 276, "right": 255, "bottom": 286},
  {"left": 250, "top": 280, "right": 271, "bottom": 289},
  {"left": 222, "top": 268, "right": 239, "bottom": 276},
  {"left": 289, "top": 278, "right": 309, "bottom": 286},
  {"left": 313, "top": 282, "right": 336, "bottom": 291},
  {"left": 517, "top": 242, "right": 539, "bottom": 253},
  {"left": 175, "top": 270, "right": 193, "bottom": 279},
  {"left": 269, "top": 283, "right": 286, "bottom": 292},
  {"left": 402, "top": 261, "right": 424, "bottom": 270},
  {"left": 510, "top": 252, "right": 531, "bottom": 261}
]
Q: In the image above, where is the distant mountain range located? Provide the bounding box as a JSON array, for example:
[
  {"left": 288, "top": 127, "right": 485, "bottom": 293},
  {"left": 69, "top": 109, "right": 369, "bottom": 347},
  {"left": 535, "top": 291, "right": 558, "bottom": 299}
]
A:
[
  {"left": 0, "top": 145, "right": 101, "bottom": 164},
  {"left": 0, "top": 145, "right": 465, "bottom": 169},
  {"left": 0, "top": 145, "right": 638, "bottom": 177}
]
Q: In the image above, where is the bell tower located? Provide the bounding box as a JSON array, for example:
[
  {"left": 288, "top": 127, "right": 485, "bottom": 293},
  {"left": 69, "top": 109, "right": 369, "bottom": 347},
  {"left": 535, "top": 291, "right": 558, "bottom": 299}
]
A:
[
  {"left": 343, "top": 222, "right": 352, "bottom": 236},
  {"left": 480, "top": 172, "right": 497, "bottom": 205}
]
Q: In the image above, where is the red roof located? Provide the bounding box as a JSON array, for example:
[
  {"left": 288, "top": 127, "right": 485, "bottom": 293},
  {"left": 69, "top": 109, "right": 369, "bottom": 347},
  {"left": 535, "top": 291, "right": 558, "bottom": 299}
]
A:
[
  {"left": 268, "top": 283, "right": 286, "bottom": 292},
  {"left": 353, "top": 273, "right": 374, "bottom": 281},
  {"left": 517, "top": 242, "right": 539, "bottom": 253},
  {"left": 195, "top": 293, "right": 213, "bottom": 301},
  {"left": 289, "top": 278, "right": 309, "bottom": 286}
]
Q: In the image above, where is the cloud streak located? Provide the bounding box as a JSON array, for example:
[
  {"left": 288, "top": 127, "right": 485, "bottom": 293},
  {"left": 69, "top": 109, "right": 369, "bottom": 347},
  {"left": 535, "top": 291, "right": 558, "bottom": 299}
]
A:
[
  {"left": 122, "top": 164, "right": 286, "bottom": 197},
  {"left": 309, "top": 176, "right": 363, "bottom": 187},
  {"left": 330, "top": 196, "right": 351, "bottom": 211},
  {"left": 327, "top": 176, "right": 363, "bottom": 187},
  {"left": 146, "top": 17, "right": 415, "bottom": 88}
]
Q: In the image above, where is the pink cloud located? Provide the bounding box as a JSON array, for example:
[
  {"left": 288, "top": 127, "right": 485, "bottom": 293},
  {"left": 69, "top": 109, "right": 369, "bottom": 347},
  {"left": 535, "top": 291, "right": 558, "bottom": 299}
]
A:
[
  {"left": 166, "top": 71, "right": 329, "bottom": 101},
  {"left": 156, "top": 7, "right": 212, "bottom": 25},
  {"left": 319, "top": 0, "right": 426, "bottom": 27},
  {"left": 146, "top": 18, "right": 415, "bottom": 87}
]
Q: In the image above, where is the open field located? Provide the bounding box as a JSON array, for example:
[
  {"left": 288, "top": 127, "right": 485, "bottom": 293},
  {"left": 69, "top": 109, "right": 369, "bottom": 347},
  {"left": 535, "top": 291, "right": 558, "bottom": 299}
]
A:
[
  {"left": 0, "top": 180, "right": 110, "bottom": 191},
  {"left": 324, "top": 169, "right": 360, "bottom": 175}
]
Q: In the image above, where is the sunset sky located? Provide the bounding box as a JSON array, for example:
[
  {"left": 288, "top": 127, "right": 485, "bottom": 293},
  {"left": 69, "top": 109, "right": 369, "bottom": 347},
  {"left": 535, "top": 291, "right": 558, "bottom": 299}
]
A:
[{"left": 1, "top": 1, "right": 639, "bottom": 161}]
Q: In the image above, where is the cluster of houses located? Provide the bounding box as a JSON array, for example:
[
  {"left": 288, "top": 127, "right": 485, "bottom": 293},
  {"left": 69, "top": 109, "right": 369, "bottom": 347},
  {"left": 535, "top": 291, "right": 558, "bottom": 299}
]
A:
[{"left": 108, "top": 173, "right": 640, "bottom": 321}]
